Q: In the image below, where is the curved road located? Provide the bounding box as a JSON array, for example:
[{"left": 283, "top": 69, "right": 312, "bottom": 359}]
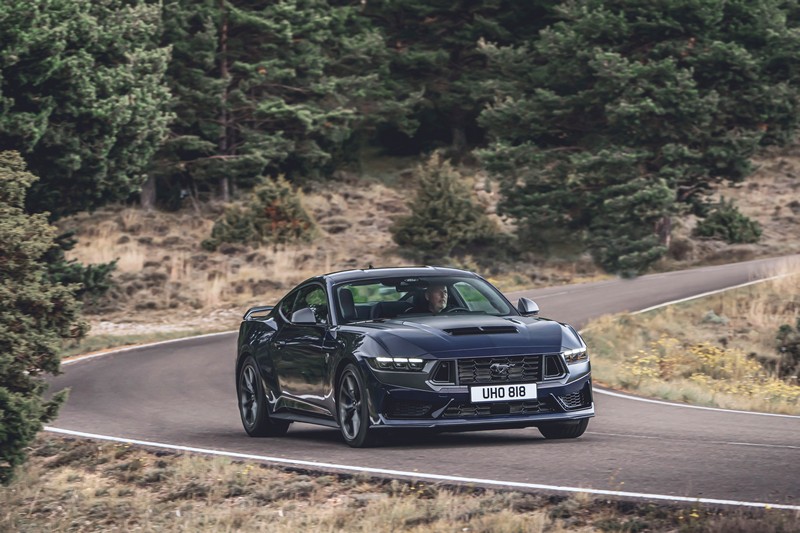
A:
[{"left": 49, "top": 255, "right": 800, "bottom": 508}]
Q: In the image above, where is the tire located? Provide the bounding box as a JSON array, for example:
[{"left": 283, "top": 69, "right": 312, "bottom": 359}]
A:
[
  {"left": 538, "top": 418, "right": 589, "bottom": 439},
  {"left": 337, "top": 363, "right": 377, "bottom": 447},
  {"left": 238, "top": 356, "right": 290, "bottom": 437}
]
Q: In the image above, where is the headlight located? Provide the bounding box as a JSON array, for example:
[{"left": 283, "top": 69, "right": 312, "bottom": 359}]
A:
[
  {"left": 368, "top": 356, "right": 426, "bottom": 371},
  {"left": 562, "top": 346, "right": 588, "bottom": 364}
]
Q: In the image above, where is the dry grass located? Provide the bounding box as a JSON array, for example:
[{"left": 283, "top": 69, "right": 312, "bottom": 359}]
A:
[
  {"left": 57, "top": 182, "right": 413, "bottom": 323},
  {"left": 56, "top": 142, "right": 799, "bottom": 333},
  {"left": 583, "top": 259, "right": 800, "bottom": 414},
  {"left": 2, "top": 436, "right": 796, "bottom": 533}
]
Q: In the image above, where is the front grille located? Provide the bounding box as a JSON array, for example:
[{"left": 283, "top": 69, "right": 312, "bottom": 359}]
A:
[
  {"left": 558, "top": 385, "right": 591, "bottom": 410},
  {"left": 457, "top": 355, "right": 543, "bottom": 384},
  {"left": 386, "top": 401, "right": 432, "bottom": 418},
  {"left": 443, "top": 400, "right": 551, "bottom": 418}
]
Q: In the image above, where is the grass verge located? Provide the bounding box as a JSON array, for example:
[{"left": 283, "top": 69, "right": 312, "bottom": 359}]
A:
[
  {"left": 2, "top": 435, "right": 797, "bottom": 532},
  {"left": 582, "top": 259, "right": 800, "bottom": 414}
]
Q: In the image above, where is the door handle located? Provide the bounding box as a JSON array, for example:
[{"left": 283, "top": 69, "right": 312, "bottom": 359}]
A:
[{"left": 274, "top": 340, "right": 287, "bottom": 348}]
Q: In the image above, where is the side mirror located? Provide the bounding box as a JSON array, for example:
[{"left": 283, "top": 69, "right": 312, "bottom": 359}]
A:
[
  {"left": 517, "top": 297, "right": 539, "bottom": 316},
  {"left": 291, "top": 307, "right": 317, "bottom": 325}
]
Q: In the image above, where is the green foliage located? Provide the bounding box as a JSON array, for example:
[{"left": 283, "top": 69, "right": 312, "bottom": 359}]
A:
[
  {"left": 203, "top": 176, "right": 315, "bottom": 250},
  {"left": 43, "top": 232, "right": 117, "bottom": 303},
  {"left": 155, "top": 0, "right": 413, "bottom": 201},
  {"left": 0, "top": 0, "right": 172, "bottom": 218},
  {"left": 364, "top": 0, "right": 559, "bottom": 154},
  {"left": 0, "top": 151, "right": 87, "bottom": 484},
  {"left": 478, "top": 0, "right": 800, "bottom": 275},
  {"left": 776, "top": 318, "right": 800, "bottom": 379},
  {"left": 693, "top": 198, "right": 762, "bottom": 244},
  {"left": 391, "top": 153, "right": 497, "bottom": 260}
]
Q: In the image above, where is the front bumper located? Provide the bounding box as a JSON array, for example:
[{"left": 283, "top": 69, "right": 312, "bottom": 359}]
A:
[{"left": 362, "top": 360, "right": 594, "bottom": 430}]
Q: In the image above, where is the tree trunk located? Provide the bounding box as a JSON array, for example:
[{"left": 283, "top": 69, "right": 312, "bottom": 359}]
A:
[
  {"left": 218, "top": 0, "right": 230, "bottom": 202},
  {"left": 140, "top": 175, "right": 156, "bottom": 210},
  {"left": 450, "top": 107, "right": 468, "bottom": 162},
  {"left": 656, "top": 215, "right": 672, "bottom": 247},
  {"left": 451, "top": 125, "right": 467, "bottom": 155}
]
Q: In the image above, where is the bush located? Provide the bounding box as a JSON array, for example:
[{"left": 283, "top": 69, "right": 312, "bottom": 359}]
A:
[
  {"left": 43, "top": 231, "right": 117, "bottom": 304},
  {"left": 390, "top": 153, "right": 498, "bottom": 260},
  {"left": 694, "top": 198, "right": 762, "bottom": 244},
  {"left": 0, "top": 151, "right": 87, "bottom": 484},
  {"left": 203, "top": 176, "right": 315, "bottom": 250},
  {"left": 776, "top": 319, "right": 800, "bottom": 379}
]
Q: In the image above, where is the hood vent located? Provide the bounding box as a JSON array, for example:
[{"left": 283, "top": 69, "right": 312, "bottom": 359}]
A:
[{"left": 444, "top": 326, "right": 519, "bottom": 336}]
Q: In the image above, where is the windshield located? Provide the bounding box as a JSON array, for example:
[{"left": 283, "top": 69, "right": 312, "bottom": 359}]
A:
[{"left": 334, "top": 276, "right": 514, "bottom": 323}]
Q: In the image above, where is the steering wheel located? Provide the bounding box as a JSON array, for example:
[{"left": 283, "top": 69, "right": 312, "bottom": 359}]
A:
[{"left": 445, "top": 306, "right": 470, "bottom": 313}]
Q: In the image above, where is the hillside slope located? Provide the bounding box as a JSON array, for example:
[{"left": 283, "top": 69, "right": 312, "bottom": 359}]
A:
[{"left": 58, "top": 148, "right": 800, "bottom": 336}]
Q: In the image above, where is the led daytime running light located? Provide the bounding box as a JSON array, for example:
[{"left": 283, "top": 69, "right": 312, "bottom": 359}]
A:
[
  {"left": 563, "top": 346, "right": 588, "bottom": 363},
  {"left": 373, "top": 356, "right": 425, "bottom": 370}
]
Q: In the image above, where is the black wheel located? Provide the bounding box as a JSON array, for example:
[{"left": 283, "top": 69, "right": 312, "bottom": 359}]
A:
[
  {"left": 238, "top": 356, "right": 290, "bottom": 437},
  {"left": 337, "top": 364, "right": 376, "bottom": 447},
  {"left": 538, "top": 418, "right": 589, "bottom": 439},
  {"left": 445, "top": 307, "right": 470, "bottom": 313}
]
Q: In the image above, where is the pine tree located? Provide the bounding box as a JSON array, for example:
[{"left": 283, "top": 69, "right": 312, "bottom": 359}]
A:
[
  {"left": 479, "top": 0, "right": 800, "bottom": 274},
  {"left": 364, "top": 0, "right": 558, "bottom": 154},
  {"left": 203, "top": 175, "right": 315, "bottom": 249},
  {"left": 391, "top": 152, "right": 497, "bottom": 259},
  {"left": 0, "top": 151, "right": 87, "bottom": 484},
  {"left": 0, "top": 0, "right": 172, "bottom": 218},
  {"left": 156, "top": 0, "right": 410, "bottom": 205}
]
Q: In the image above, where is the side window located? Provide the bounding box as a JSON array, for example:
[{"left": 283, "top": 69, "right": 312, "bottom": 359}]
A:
[
  {"left": 305, "top": 287, "right": 329, "bottom": 324},
  {"left": 453, "top": 281, "right": 496, "bottom": 313},
  {"left": 279, "top": 290, "right": 299, "bottom": 322},
  {"left": 291, "top": 285, "right": 329, "bottom": 325}
]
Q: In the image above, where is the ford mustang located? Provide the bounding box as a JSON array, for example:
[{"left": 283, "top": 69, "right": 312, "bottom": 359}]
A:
[{"left": 236, "top": 266, "right": 594, "bottom": 447}]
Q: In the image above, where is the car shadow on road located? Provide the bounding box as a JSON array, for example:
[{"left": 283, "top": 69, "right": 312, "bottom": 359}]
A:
[{"left": 278, "top": 425, "right": 579, "bottom": 450}]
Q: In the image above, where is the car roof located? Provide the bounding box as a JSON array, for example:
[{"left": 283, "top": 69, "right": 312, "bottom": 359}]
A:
[{"left": 321, "top": 266, "right": 478, "bottom": 284}]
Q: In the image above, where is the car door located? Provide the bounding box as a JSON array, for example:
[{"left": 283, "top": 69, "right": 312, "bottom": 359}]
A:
[{"left": 271, "top": 283, "right": 333, "bottom": 417}]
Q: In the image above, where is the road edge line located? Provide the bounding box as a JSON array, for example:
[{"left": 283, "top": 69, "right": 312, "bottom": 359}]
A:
[
  {"left": 591, "top": 387, "right": 800, "bottom": 419},
  {"left": 630, "top": 274, "right": 787, "bottom": 315},
  {"left": 43, "top": 426, "right": 800, "bottom": 511},
  {"left": 583, "top": 272, "right": 800, "bottom": 419},
  {"left": 61, "top": 330, "right": 238, "bottom": 366}
]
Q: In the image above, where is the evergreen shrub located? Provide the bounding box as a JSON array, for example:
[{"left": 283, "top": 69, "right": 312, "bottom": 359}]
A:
[
  {"left": 44, "top": 231, "right": 117, "bottom": 303},
  {"left": 391, "top": 153, "right": 497, "bottom": 260},
  {"left": 776, "top": 319, "right": 800, "bottom": 379},
  {"left": 0, "top": 151, "right": 87, "bottom": 484},
  {"left": 693, "top": 198, "right": 761, "bottom": 244},
  {"left": 202, "top": 176, "right": 315, "bottom": 251}
]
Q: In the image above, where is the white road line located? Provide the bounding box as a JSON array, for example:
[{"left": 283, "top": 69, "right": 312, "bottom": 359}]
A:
[
  {"left": 592, "top": 387, "right": 800, "bottom": 419},
  {"left": 49, "top": 263, "right": 800, "bottom": 511},
  {"left": 722, "top": 442, "right": 800, "bottom": 450},
  {"left": 60, "top": 330, "right": 237, "bottom": 366},
  {"left": 527, "top": 290, "right": 570, "bottom": 299},
  {"left": 43, "top": 426, "right": 800, "bottom": 511},
  {"left": 588, "top": 432, "right": 800, "bottom": 450},
  {"left": 631, "top": 274, "right": 788, "bottom": 315},
  {"left": 588, "top": 431, "right": 660, "bottom": 440},
  {"left": 581, "top": 271, "right": 800, "bottom": 420}
]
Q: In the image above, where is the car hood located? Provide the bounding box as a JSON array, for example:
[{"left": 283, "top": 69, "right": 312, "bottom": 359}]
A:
[{"left": 344, "top": 314, "right": 567, "bottom": 358}]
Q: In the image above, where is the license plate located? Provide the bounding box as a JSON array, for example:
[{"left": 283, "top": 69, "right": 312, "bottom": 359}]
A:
[{"left": 470, "top": 382, "right": 537, "bottom": 403}]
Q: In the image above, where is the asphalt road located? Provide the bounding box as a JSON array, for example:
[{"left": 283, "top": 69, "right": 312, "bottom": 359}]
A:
[{"left": 49, "top": 255, "right": 800, "bottom": 507}]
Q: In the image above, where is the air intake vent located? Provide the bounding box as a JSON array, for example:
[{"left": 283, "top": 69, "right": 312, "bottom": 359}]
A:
[
  {"left": 432, "top": 361, "right": 453, "bottom": 383},
  {"left": 444, "top": 326, "right": 518, "bottom": 336}
]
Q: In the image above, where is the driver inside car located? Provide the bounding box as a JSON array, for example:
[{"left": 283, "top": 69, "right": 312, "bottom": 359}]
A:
[{"left": 407, "top": 283, "right": 449, "bottom": 314}]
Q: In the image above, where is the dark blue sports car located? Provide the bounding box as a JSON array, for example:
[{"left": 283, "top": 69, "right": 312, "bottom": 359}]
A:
[{"left": 236, "top": 267, "right": 594, "bottom": 447}]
